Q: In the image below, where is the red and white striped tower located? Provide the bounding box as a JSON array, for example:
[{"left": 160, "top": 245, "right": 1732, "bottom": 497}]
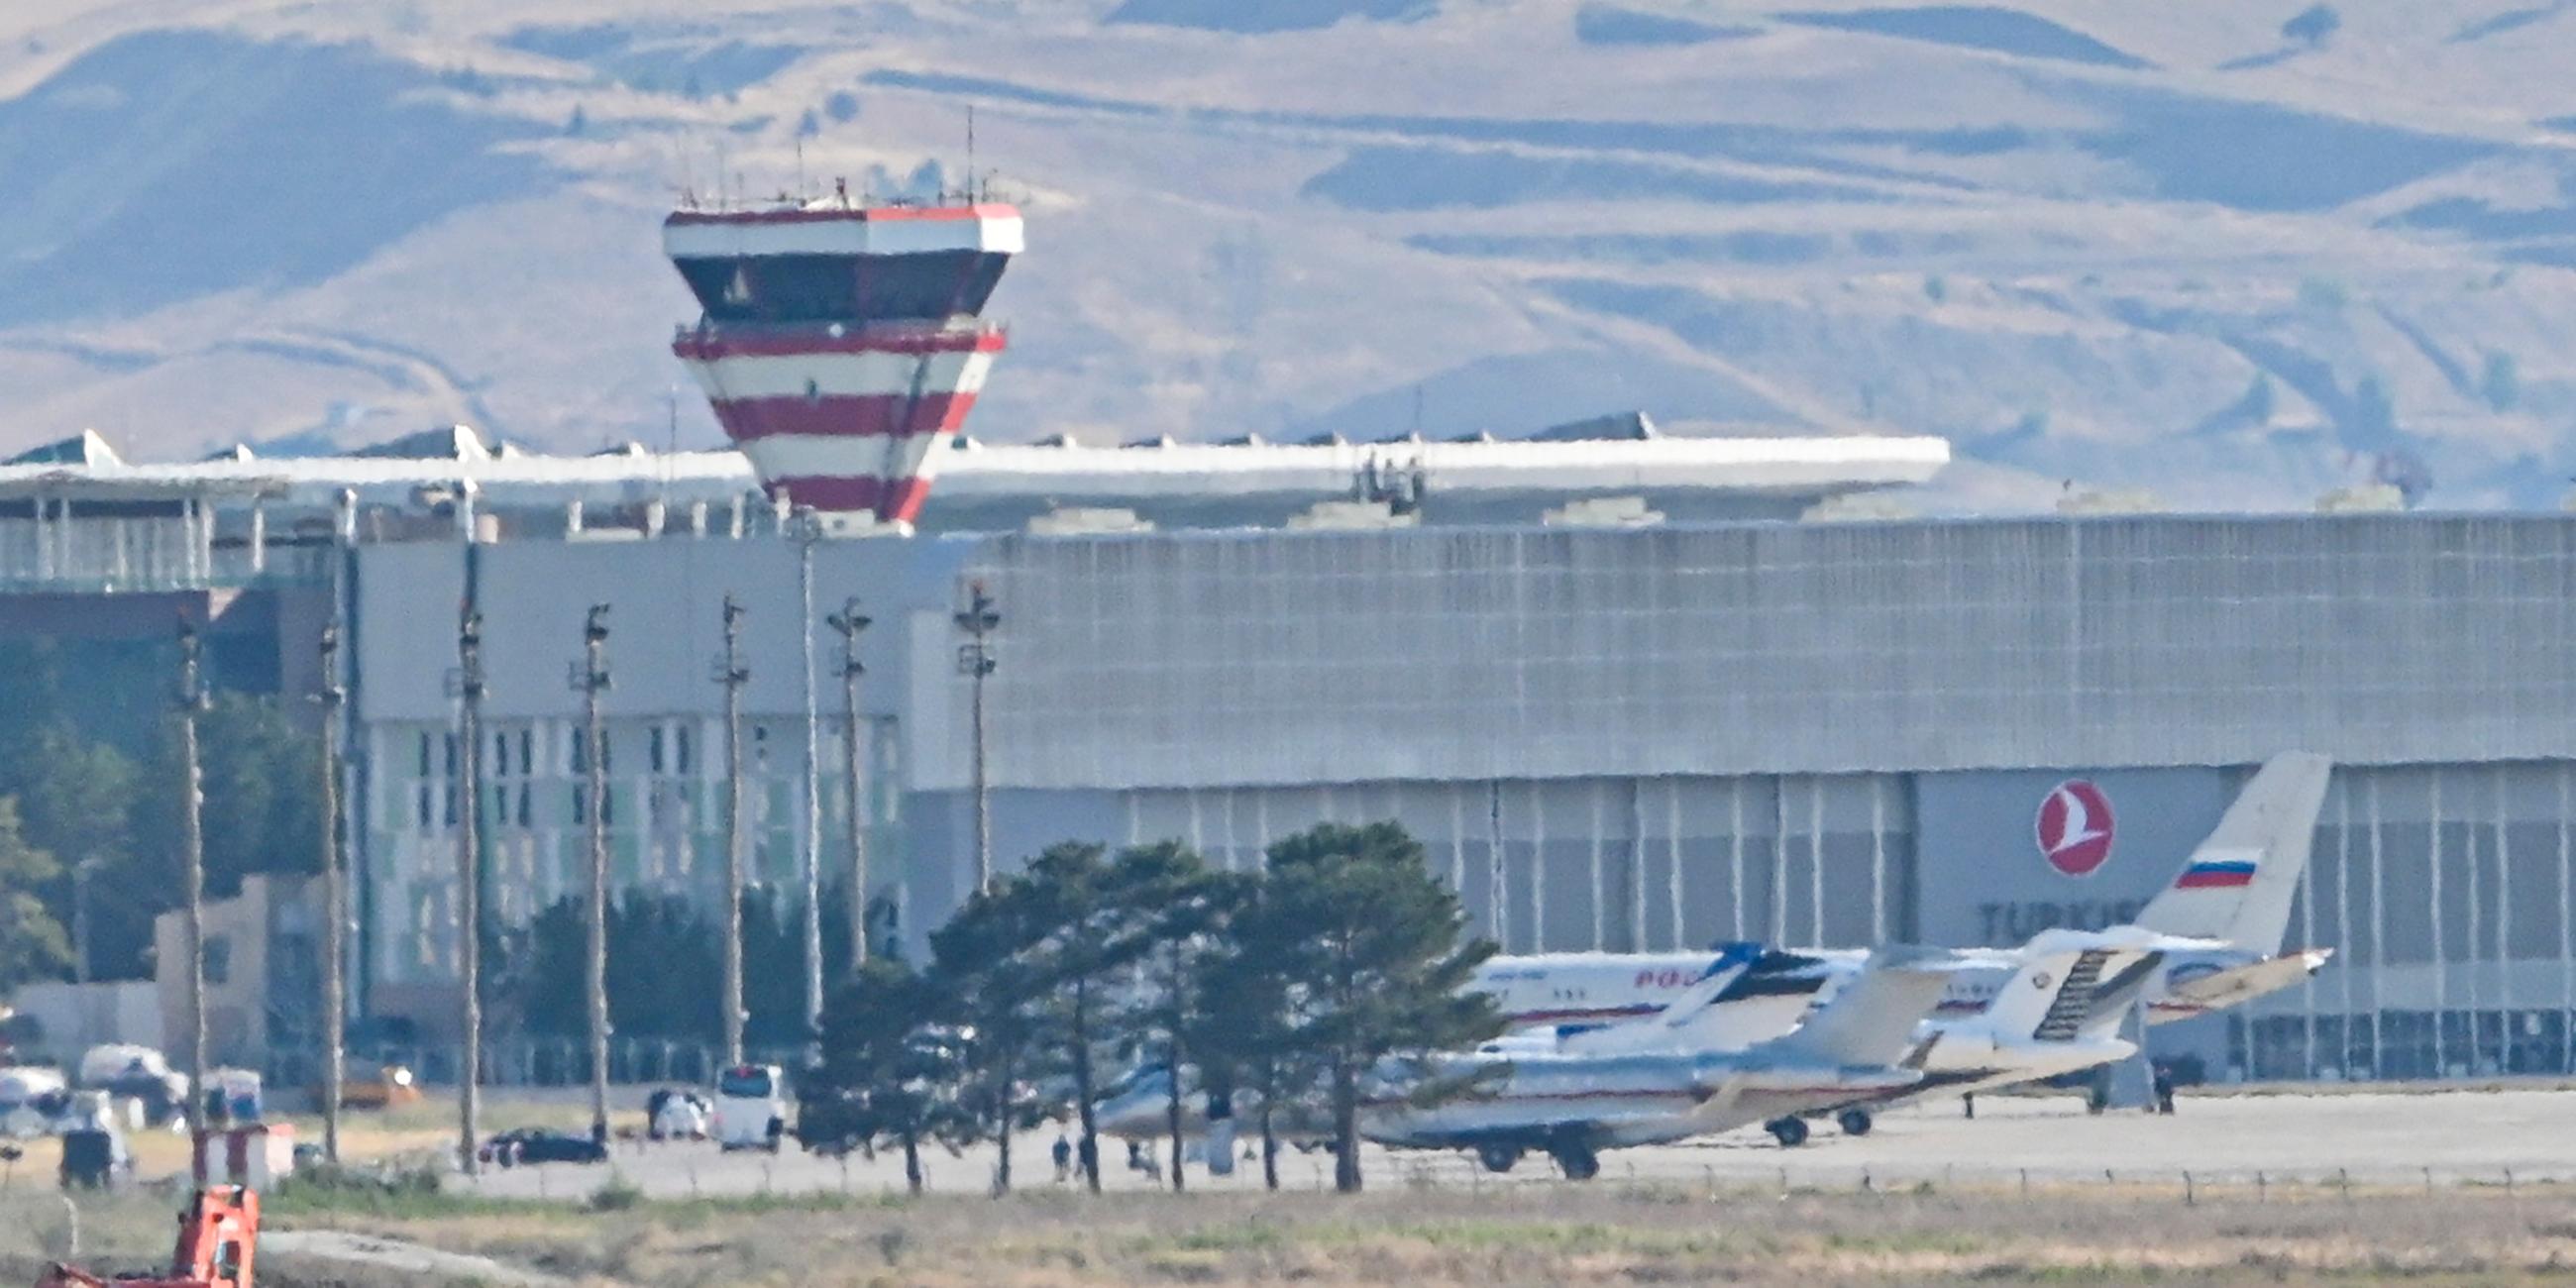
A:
[{"left": 665, "top": 194, "right": 1021, "bottom": 525}]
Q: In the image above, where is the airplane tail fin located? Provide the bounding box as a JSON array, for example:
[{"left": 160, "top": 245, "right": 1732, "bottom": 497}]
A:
[
  {"left": 1755, "top": 946, "right": 1960, "bottom": 1067},
  {"left": 1628, "top": 941, "right": 1765, "bottom": 1034},
  {"left": 2134, "top": 752, "right": 2333, "bottom": 949},
  {"left": 1562, "top": 942, "right": 1805, "bottom": 1053}
]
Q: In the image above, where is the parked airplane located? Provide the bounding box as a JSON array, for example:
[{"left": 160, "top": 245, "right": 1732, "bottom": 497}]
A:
[
  {"left": 1478, "top": 925, "right": 2189, "bottom": 1143},
  {"left": 1097, "top": 927, "right": 2189, "bottom": 1153},
  {"left": 1092, "top": 943, "right": 1775, "bottom": 1155},
  {"left": 1359, "top": 944, "right": 1969, "bottom": 1178},
  {"left": 1471, "top": 752, "right": 2335, "bottom": 1037},
  {"left": 1099, "top": 756, "right": 2329, "bottom": 1158}
]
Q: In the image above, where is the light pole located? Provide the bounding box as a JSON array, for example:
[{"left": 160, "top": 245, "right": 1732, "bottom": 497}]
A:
[
  {"left": 795, "top": 510, "right": 823, "bottom": 1043},
  {"left": 576, "top": 605, "right": 612, "bottom": 1144},
  {"left": 716, "top": 595, "right": 750, "bottom": 1066},
  {"left": 825, "top": 598, "right": 871, "bottom": 966},
  {"left": 70, "top": 857, "right": 104, "bottom": 986},
  {"left": 316, "top": 624, "right": 347, "bottom": 1164},
  {"left": 455, "top": 605, "right": 485, "bottom": 1176},
  {"left": 174, "top": 617, "right": 209, "bottom": 1143},
  {"left": 952, "top": 581, "right": 1000, "bottom": 896}
]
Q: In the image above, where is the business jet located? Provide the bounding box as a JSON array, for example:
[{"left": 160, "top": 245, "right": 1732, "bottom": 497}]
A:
[{"left": 1361, "top": 944, "right": 1968, "bottom": 1178}]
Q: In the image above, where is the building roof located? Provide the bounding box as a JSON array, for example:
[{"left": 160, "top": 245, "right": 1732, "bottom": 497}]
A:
[{"left": 0, "top": 421, "right": 1949, "bottom": 515}]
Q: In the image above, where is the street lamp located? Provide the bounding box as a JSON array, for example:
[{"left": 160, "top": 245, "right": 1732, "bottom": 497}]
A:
[
  {"left": 795, "top": 510, "right": 823, "bottom": 1046},
  {"left": 453, "top": 605, "right": 485, "bottom": 1176},
  {"left": 574, "top": 605, "right": 612, "bottom": 1144},
  {"left": 952, "top": 581, "right": 1000, "bottom": 896},
  {"left": 713, "top": 596, "right": 750, "bottom": 1065},
  {"left": 173, "top": 616, "right": 208, "bottom": 1144},
  {"left": 825, "top": 598, "right": 872, "bottom": 966},
  {"left": 315, "top": 624, "right": 347, "bottom": 1164}
]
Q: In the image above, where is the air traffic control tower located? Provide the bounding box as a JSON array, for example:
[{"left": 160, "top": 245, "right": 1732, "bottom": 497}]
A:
[{"left": 664, "top": 191, "right": 1021, "bottom": 526}]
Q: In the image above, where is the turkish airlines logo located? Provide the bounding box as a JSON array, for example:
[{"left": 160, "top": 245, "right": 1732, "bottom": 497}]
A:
[{"left": 2036, "top": 780, "right": 2115, "bottom": 878}]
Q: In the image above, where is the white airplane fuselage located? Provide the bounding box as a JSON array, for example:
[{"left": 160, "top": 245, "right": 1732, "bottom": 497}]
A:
[
  {"left": 1361, "top": 1049, "right": 1920, "bottom": 1151},
  {"left": 1474, "top": 943, "right": 2325, "bottom": 1039}
]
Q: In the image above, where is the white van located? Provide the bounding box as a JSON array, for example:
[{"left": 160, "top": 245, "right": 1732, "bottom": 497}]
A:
[{"left": 712, "top": 1064, "right": 785, "bottom": 1152}]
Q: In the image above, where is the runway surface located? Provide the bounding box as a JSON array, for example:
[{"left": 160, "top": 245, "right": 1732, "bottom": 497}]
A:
[{"left": 452, "top": 1084, "right": 2576, "bottom": 1201}]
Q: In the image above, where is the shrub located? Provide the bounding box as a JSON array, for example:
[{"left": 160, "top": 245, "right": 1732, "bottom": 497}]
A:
[{"left": 589, "top": 1171, "right": 646, "bottom": 1212}]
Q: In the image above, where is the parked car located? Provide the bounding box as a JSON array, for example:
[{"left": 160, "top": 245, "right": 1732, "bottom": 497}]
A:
[
  {"left": 479, "top": 1127, "right": 607, "bottom": 1168},
  {"left": 645, "top": 1088, "right": 711, "bottom": 1140},
  {"left": 0, "top": 1066, "right": 67, "bottom": 1139}
]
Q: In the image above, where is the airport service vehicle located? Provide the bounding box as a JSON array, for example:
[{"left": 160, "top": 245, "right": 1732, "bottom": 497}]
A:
[
  {"left": 316, "top": 1064, "right": 420, "bottom": 1111},
  {"left": 37, "top": 1186, "right": 258, "bottom": 1288},
  {"left": 1359, "top": 946, "right": 1966, "bottom": 1178},
  {"left": 1472, "top": 752, "right": 2336, "bottom": 1036},
  {"left": 206, "top": 1070, "right": 263, "bottom": 1123},
  {"left": 479, "top": 1127, "right": 607, "bottom": 1167},
  {"left": 714, "top": 1064, "right": 787, "bottom": 1152}
]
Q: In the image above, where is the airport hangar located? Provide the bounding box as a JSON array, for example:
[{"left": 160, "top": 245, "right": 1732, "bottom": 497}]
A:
[{"left": 7, "top": 423, "right": 2575, "bottom": 1087}]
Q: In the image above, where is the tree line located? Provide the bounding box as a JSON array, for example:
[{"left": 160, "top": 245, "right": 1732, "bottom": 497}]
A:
[
  {"left": 497, "top": 886, "right": 863, "bottom": 1054},
  {"left": 0, "top": 640, "right": 321, "bottom": 994},
  {"left": 798, "top": 820, "right": 1503, "bottom": 1196}
]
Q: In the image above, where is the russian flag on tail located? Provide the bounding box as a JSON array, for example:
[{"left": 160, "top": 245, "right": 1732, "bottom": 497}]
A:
[{"left": 2174, "top": 859, "right": 2257, "bottom": 889}]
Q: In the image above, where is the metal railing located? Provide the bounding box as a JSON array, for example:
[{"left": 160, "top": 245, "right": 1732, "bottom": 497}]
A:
[{"left": 0, "top": 519, "right": 332, "bottom": 592}]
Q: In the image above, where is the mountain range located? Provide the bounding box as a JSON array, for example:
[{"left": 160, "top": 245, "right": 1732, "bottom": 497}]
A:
[{"left": 3, "top": 0, "right": 2574, "bottom": 510}]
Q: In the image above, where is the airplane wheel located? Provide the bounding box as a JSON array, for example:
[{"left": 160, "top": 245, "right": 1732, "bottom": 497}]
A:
[
  {"left": 1836, "top": 1109, "right": 1874, "bottom": 1137},
  {"left": 1476, "top": 1144, "right": 1522, "bottom": 1174},
  {"left": 1767, "top": 1118, "right": 1809, "bottom": 1148},
  {"left": 1550, "top": 1145, "right": 1600, "bottom": 1181}
]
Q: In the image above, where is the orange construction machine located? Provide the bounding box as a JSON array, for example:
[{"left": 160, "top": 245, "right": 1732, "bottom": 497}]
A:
[{"left": 37, "top": 1187, "right": 258, "bottom": 1288}]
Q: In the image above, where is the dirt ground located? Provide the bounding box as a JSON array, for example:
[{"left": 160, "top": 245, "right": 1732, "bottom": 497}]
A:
[
  {"left": 11, "top": 1086, "right": 2576, "bottom": 1285},
  {"left": 15, "top": 1178, "right": 2576, "bottom": 1288}
]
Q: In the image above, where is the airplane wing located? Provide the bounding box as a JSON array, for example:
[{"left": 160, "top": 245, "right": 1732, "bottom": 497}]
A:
[{"left": 2150, "top": 948, "right": 2335, "bottom": 1020}]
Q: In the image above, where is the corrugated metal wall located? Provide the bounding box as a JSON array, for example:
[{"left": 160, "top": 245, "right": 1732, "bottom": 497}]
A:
[
  {"left": 1118, "top": 775, "right": 1912, "bottom": 954},
  {"left": 962, "top": 515, "right": 2576, "bottom": 791}
]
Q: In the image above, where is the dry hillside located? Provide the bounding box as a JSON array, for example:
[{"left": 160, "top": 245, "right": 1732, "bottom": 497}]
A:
[{"left": 3, "top": 1, "right": 2574, "bottom": 510}]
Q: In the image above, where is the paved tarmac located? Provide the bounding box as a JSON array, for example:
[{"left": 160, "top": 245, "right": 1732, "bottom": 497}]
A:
[{"left": 452, "top": 1084, "right": 2576, "bottom": 1201}]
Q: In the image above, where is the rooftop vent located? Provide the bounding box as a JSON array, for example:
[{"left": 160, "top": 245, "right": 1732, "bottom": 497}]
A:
[
  {"left": 7, "top": 429, "right": 123, "bottom": 468},
  {"left": 1544, "top": 495, "right": 1664, "bottom": 528}
]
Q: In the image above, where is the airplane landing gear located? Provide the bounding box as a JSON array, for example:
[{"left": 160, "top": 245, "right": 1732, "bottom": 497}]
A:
[
  {"left": 1766, "top": 1117, "right": 1810, "bottom": 1147},
  {"left": 1549, "top": 1142, "right": 1601, "bottom": 1180},
  {"left": 1476, "top": 1143, "right": 1523, "bottom": 1174},
  {"left": 1836, "top": 1109, "right": 1874, "bottom": 1137}
]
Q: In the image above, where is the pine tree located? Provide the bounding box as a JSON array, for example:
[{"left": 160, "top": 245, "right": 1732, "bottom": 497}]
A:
[
  {"left": 1196, "top": 918, "right": 1304, "bottom": 1190},
  {"left": 1242, "top": 822, "right": 1501, "bottom": 1193},
  {"left": 929, "top": 877, "right": 1057, "bottom": 1194},
  {"left": 804, "top": 957, "right": 968, "bottom": 1194},
  {"left": 1117, "top": 840, "right": 1240, "bottom": 1191},
  {"left": 1013, "top": 840, "right": 1155, "bottom": 1191},
  {"left": 0, "top": 798, "right": 71, "bottom": 992}
]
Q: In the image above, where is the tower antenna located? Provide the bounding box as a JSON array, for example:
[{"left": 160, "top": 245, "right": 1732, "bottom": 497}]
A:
[{"left": 965, "top": 104, "right": 977, "bottom": 203}]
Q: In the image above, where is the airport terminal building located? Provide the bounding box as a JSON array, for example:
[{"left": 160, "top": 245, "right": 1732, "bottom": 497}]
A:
[{"left": 9, "top": 426, "right": 2576, "bottom": 1086}]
